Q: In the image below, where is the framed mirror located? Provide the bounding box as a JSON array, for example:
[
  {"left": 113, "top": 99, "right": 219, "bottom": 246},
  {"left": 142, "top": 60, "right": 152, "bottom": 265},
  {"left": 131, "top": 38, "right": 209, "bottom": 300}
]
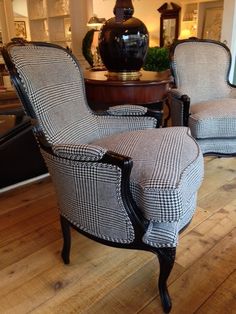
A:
[{"left": 158, "top": 2, "right": 181, "bottom": 47}]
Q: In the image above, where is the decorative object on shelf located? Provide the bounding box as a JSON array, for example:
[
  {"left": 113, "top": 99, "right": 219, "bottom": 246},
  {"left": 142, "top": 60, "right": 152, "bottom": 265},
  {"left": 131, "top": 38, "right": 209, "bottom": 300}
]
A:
[
  {"left": 98, "top": 0, "right": 149, "bottom": 80},
  {"left": 158, "top": 2, "right": 181, "bottom": 47},
  {"left": 143, "top": 47, "right": 170, "bottom": 72},
  {"left": 14, "top": 21, "right": 27, "bottom": 39}
]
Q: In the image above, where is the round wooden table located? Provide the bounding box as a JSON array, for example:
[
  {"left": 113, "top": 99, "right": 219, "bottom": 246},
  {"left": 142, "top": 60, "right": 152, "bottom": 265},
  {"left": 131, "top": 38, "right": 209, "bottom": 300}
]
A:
[{"left": 84, "top": 70, "right": 172, "bottom": 112}]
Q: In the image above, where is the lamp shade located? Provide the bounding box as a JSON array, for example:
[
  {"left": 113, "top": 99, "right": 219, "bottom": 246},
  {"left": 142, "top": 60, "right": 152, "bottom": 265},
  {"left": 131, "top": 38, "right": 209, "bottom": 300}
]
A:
[{"left": 87, "top": 15, "right": 105, "bottom": 28}]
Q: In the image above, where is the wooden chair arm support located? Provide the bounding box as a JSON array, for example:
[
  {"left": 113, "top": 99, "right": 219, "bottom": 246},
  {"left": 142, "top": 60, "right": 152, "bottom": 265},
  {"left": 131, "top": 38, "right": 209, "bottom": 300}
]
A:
[
  {"left": 145, "top": 109, "right": 163, "bottom": 128},
  {"left": 180, "top": 95, "right": 191, "bottom": 127}
]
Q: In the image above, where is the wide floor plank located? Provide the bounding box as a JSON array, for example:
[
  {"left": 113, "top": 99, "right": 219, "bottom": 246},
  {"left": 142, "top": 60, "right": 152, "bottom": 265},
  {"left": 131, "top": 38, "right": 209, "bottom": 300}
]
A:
[
  {"left": 139, "top": 228, "right": 236, "bottom": 314},
  {"left": 0, "top": 157, "right": 236, "bottom": 313}
]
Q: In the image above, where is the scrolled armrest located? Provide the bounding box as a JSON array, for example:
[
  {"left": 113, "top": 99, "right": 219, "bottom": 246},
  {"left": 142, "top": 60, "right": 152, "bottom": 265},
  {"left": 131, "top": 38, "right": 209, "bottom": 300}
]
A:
[
  {"left": 107, "top": 105, "right": 147, "bottom": 116},
  {"left": 52, "top": 143, "right": 107, "bottom": 161}
]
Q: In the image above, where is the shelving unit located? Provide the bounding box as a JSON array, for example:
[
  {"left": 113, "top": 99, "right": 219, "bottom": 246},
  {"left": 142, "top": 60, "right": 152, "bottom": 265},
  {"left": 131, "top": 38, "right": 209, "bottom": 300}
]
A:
[
  {"left": 180, "top": 1, "right": 224, "bottom": 40},
  {"left": 181, "top": 2, "right": 198, "bottom": 38},
  {"left": 27, "top": 0, "right": 72, "bottom": 48}
]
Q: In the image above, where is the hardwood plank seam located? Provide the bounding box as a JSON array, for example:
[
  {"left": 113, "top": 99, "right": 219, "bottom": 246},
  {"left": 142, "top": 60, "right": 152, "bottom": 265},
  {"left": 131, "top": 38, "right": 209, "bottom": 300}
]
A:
[{"left": 193, "top": 268, "right": 236, "bottom": 314}]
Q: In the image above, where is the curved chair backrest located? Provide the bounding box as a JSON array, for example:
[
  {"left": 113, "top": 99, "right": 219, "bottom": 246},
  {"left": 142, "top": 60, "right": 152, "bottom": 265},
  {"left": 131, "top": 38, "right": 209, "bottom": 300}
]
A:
[
  {"left": 170, "top": 39, "right": 233, "bottom": 105},
  {"left": 4, "top": 42, "right": 99, "bottom": 145},
  {"left": 2, "top": 40, "right": 137, "bottom": 245}
]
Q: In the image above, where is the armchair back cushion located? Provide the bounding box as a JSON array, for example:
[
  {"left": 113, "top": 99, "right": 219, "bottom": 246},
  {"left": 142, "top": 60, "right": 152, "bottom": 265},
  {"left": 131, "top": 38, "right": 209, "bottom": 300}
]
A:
[
  {"left": 172, "top": 41, "right": 232, "bottom": 105},
  {"left": 10, "top": 45, "right": 100, "bottom": 145}
]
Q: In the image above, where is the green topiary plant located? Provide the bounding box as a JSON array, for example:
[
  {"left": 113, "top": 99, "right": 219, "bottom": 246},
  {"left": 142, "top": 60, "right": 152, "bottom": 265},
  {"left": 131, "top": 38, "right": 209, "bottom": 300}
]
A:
[{"left": 143, "top": 46, "right": 170, "bottom": 72}]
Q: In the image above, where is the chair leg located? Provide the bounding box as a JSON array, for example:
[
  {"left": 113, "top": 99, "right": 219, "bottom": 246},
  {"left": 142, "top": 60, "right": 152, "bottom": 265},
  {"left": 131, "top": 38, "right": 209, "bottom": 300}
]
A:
[
  {"left": 60, "top": 215, "right": 71, "bottom": 265},
  {"left": 155, "top": 247, "right": 176, "bottom": 313}
]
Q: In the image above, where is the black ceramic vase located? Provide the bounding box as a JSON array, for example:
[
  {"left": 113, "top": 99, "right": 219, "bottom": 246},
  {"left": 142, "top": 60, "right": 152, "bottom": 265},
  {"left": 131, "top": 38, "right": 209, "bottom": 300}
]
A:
[{"left": 98, "top": 0, "right": 149, "bottom": 79}]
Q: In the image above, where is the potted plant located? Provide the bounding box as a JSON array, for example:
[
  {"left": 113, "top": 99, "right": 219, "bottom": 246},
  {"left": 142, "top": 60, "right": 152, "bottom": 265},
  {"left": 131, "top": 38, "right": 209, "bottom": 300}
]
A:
[{"left": 143, "top": 46, "right": 170, "bottom": 72}]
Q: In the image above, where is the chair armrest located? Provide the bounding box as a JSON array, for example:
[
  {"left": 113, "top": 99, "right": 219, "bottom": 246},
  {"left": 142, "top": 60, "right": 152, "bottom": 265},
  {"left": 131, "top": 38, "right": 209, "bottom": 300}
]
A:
[
  {"left": 168, "top": 89, "right": 191, "bottom": 126},
  {"left": 52, "top": 143, "right": 107, "bottom": 161},
  {"left": 107, "top": 105, "right": 148, "bottom": 116},
  {"left": 106, "top": 105, "right": 162, "bottom": 126},
  {"left": 96, "top": 115, "right": 158, "bottom": 137}
]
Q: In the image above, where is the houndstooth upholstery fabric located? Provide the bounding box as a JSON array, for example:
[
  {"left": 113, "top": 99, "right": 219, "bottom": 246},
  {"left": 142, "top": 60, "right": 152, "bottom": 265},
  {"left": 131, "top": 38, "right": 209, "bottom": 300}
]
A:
[
  {"left": 10, "top": 45, "right": 157, "bottom": 146},
  {"left": 52, "top": 143, "right": 107, "bottom": 161},
  {"left": 9, "top": 43, "right": 204, "bottom": 247},
  {"left": 42, "top": 150, "right": 135, "bottom": 243},
  {"left": 92, "top": 127, "right": 204, "bottom": 247},
  {"left": 171, "top": 41, "right": 232, "bottom": 105},
  {"left": 107, "top": 105, "right": 148, "bottom": 115},
  {"left": 170, "top": 40, "right": 236, "bottom": 154},
  {"left": 189, "top": 98, "right": 236, "bottom": 139}
]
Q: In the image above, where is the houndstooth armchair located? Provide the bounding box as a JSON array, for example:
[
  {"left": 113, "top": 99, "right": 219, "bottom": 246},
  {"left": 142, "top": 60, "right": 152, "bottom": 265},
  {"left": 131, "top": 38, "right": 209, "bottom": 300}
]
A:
[
  {"left": 169, "top": 38, "right": 236, "bottom": 156},
  {"left": 2, "top": 39, "right": 204, "bottom": 313}
]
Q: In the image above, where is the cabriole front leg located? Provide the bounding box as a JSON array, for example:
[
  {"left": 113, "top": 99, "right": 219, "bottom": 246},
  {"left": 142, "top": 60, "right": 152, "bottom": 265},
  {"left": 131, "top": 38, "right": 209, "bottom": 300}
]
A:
[
  {"left": 155, "top": 247, "right": 176, "bottom": 313},
  {"left": 60, "top": 215, "right": 71, "bottom": 265}
]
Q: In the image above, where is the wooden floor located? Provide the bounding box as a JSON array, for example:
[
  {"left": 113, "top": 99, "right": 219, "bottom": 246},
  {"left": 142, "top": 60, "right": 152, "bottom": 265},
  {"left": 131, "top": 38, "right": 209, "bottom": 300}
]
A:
[{"left": 0, "top": 156, "right": 236, "bottom": 314}]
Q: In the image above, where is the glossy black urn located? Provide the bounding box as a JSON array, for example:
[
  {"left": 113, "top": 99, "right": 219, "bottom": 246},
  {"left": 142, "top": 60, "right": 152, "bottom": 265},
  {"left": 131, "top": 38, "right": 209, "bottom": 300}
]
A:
[{"left": 98, "top": 0, "right": 149, "bottom": 78}]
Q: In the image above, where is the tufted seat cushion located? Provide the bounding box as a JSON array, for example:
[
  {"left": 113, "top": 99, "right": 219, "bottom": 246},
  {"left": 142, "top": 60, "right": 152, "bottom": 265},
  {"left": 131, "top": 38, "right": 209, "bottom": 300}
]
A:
[
  {"left": 189, "top": 98, "right": 236, "bottom": 139},
  {"left": 92, "top": 127, "right": 204, "bottom": 247}
]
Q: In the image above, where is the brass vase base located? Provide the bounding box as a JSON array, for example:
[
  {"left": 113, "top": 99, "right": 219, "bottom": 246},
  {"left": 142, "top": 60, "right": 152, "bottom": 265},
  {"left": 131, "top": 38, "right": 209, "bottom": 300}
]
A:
[{"left": 106, "top": 71, "right": 142, "bottom": 81}]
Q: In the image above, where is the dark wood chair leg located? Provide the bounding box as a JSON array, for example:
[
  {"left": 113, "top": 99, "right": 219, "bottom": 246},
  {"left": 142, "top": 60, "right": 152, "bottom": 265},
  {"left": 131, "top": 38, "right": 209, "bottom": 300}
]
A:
[
  {"left": 60, "top": 215, "right": 71, "bottom": 265},
  {"left": 155, "top": 247, "right": 176, "bottom": 313}
]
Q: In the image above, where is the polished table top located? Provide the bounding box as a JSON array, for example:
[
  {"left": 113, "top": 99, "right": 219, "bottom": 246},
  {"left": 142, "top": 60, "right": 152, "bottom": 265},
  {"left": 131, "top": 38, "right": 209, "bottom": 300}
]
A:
[
  {"left": 84, "top": 69, "right": 172, "bottom": 85},
  {"left": 84, "top": 70, "right": 172, "bottom": 111}
]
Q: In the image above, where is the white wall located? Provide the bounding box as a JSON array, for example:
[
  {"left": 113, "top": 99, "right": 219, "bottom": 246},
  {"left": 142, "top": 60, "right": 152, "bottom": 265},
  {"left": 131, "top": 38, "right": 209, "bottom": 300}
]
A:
[{"left": 12, "top": 0, "right": 28, "bottom": 16}]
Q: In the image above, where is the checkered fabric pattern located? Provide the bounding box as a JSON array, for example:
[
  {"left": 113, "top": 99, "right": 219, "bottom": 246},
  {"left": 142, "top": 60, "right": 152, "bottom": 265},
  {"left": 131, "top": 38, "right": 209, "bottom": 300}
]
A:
[
  {"left": 11, "top": 45, "right": 156, "bottom": 147},
  {"left": 52, "top": 143, "right": 107, "bottom": 161},
  {"left": 172, "top": 41, "right": 232, "bottom": 105},
  {"left": 11, "top": 46, "right": 100, "bottom": 145},
  {"left": 96, "top": 115, "right": 157, "bottom": 137},
  {"left": 143, "top": 193, "right": 196, "bottom": 247},
  {"left": 107, "top": 105, "right": 148, "bottom": 116},
  {"left": 42, "top": 149, "right": 135, "bottom": 243},
  {"left": 92, "top": 127, "right": 203, "bottom": 222},
  {"left": 189, "top": 98, "right": 236, "bottom": 138},
  {"left": 9, "top": 43, "right": 204, "bottom": 247},
  {"left": 170, "top": 40, "right": 236, "bottom": 155},
  {"left": 196, "top": 138, "right": 236, "bottom": 155}
]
